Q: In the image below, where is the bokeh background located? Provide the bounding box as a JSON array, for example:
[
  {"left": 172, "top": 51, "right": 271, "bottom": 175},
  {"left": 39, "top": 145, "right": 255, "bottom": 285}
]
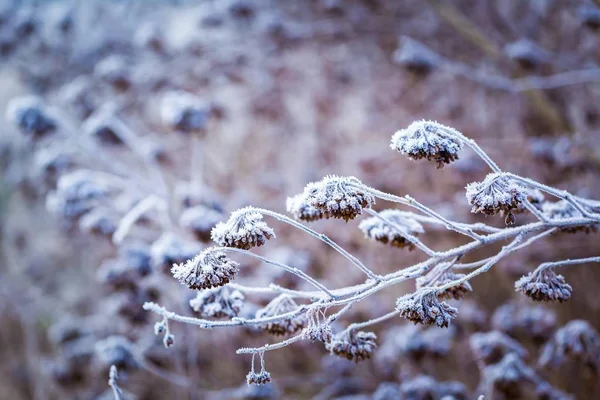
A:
[{"left": 1, "top": 0, "right": 600, "bottom": 399}]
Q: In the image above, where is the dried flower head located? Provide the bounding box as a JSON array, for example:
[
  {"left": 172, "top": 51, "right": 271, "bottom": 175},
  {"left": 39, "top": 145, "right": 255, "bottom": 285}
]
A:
[
  {"left": 171, "top": 248, "right": 239, "bottom": 290},
  {"left": 94, "top": 336, "right": 138, "bottom": 370},
  {"left": 358, "top": 209, "right": 424, "bottom": 250},
  {"left": 390, "top": 120, "right": 463, "bottom": 168},
  {"left": 150, "top": 233, "right": 202, "bottom": 273},
  {"left": 6, "top": 95, "right": 58, "bottom": 139},
  {"left": 504, "top": 38, "right": 548, "bottom": 69},
  {"left": 255, "top": 295, "right": 304, "bottom": 336},
  {"left": 300, "top": 175, "right": 375, "bottom": 221},
  {"left": 328, "top": 330, "right": 377, "bottom": 363},
  {"left": 480, "top": 353, "right": 537, "bottom": 398},
  {"left": 189, "top": 286, "right": 244, "bottom": 318},
  {"left": 161, "top": 91, "right": 208, "bottom": 133},
  {"left": 539, "top": 320, "right": 600, "bottom": 374},
  {"left": 211, "top": 207, "right": 275, "bottom": 250},
  {"left": 286, "top": 193, "right": 327, "bottom": 222},
  {"left": 492, "top": 302, "right": 557, "bottom": 343},
  {"left": 542, "top": 201, "right": 597, "bottom": 233},
  {"left": 515, "top": 268, "right": 572, "bottom": 303},
  {"left": 46, "top": 171, "right": 110, "bottom": 220},
  {"left": 396, "top": 291, "right": 458, "bottom": 328},
  {"left": 470, "top": 331, "right": 528, "bottom": 366},
  {"left": 466, "top": 173, "right": 526, "bottom": 217},
  {"left": 246, "top": 370, "right": 272, "bottom": 386},
  {"left": 396, "top": 324, "right": 454, "bottom": 363},
  {"left": 416, "top": 266, "right": 473, "bottom": 301},
  {"left": 179, "top": 205, "right": 223, "bottom": 242},
  {"left": 392, "top": 36, "right": 441, "bottom": 74}
]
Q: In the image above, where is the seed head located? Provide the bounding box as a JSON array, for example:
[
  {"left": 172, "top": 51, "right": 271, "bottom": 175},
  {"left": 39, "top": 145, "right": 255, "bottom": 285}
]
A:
[
  {"left": 94, "top": 336, "right": 138, "bottom": 370},
  {"left": 255, "top": 295, "right": 304, "bottom": 336},
  {"left": 246, "top": 370, "right": 271, "bottom": 386},
  {"left": 470, "top": 331, "right": 528, "bottom": 366},
  {"left": 211, "top": 207, "right": 275, "bottom": 250},
  {"left": 327, "top": 330, "right": 377, "bottom": 363},
  {"left": 390, "top": 120, "right": 463, "bottom": 168},
  {"left": 492, "top": 302, "right": 557, "bottom": 343},
  {"left": 358, "top": 209, "right": 424, "bottom": 250},
  {"left": 151, "top": 233, "right": 202, "bottom": 273},
  {"left": 396, "top": 291, "right": 458, "bottom": 328},
  {"left": 466, "top": 173, "right": 527, "bottom": 216},
  {"left": 515, "top": 268, "right": 572, "bottom": 303},
  {"left": 542, "top": 200, "right": 597, "bottom": 234},
  {"left": 481, "top": 353, "right": 537, "bottom": 397},
  {"left": 300, "top": 175, "right": 375, "bottom": 222},
  {"left": 46, "top": 170, "right": 110, "bottom": 220},
  {"left": 171, "top": 248, "right": 239, "bottom": 290},
  {"left": 189, "top": 286, "right": 244, "bottom": 318},
  {"left": 286, "top": 193, "right": 327, "bottom": 222},
  {"left": 539, "top": 320, "right": 600, "bottom": 374},
  {"left": 392, "top": 324, "right": 454, "bottom": 363},
  {"left": 6, "top": 96, "right": 58, "bottom": 139},
  {"left": 416, "top": 267, "right": 473, "bottom": 301}
]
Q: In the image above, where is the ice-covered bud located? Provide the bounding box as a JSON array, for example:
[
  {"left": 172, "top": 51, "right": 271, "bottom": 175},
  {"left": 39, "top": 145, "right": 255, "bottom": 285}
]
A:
[
  {"left": 163, "top": 333, "right": 175, "bottom": 348},
  {"left": 392, "top": 37, "right": 441, "bottom": 74},
  {"left": 390, "top": 120, "right": 463, "bottom": 168},
  {"left": 539, "top": 320, "right": 600, "bottom": 374},
  {"left": 211, "top": 207, "right": 275, "bottom": 250},
  {"left": 396, "top": 291, "right": 458, "bottom": 328},
  {"left": 358, "top": 209, "right": 424, "bottom": 250},
  {"left": 6, "top": 96, "right": 58, "bottom": 139},
  {"left": 515, "top": 268, "right": 572, "bottom": 303},
  {"left": 286, "top": 193, "right": 327, "bottom": 222},
  {"left": 171, "top": 247, "right": 239, "bottom": 290},
  {"left": 179, "top": 205, "right": 223, "bottom": 242},
  {"left": 466, "top": 173, "right": 526, "bottom": 217},
  {"left": 161, "top": 91, "right": 208, "bottom": 133},
  {"left": 327, "top": 330, "right": 377, "bottom": 363},
  {"left": 189, "top": 286, "right": 244, "bottom": 318},
  {"left": 255, "top": 295, "right": 304, "bottom": 336},
  {"left": 470, "top": 331, "right": 528, "bottom": 366},
  {"left": 246, "top": 370, "right": 271, "bottom": 386},
  {"left": 301, "top": 175, "right": 375, "bottom": 222},
  {"left": 504, "top": 38, "right": 548, "bottom": 69},
  {"left": 94, "top": 336, "right": 138, "bottom": 370}
]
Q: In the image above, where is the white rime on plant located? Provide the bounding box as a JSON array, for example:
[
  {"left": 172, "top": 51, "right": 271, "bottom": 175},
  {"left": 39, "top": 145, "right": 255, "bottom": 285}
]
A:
[
  {"left": 171, "top": 248, "right": 240, "bottom": 290},
  {"left": 211, "top": 207, "right": 275, "bottom": 250}
]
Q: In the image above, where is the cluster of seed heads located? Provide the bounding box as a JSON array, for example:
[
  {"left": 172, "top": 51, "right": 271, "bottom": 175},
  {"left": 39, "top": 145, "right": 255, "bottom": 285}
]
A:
[
  {"left": 254, "top": 295, "right": 305, "bottom": 336},
  {"left": 327, "top": 330, "right": 377, "bottom": 363},
  {"left": 466, "top": 173, "right": 527, "bottom": 218},
  {"left": 189, "top": 286, "right": 245, "bottom": 318},
  {"left": 396, "top": 291, "right": 458, "bottom": 328},
  {"left": 514, "top": 268, "right": 573, "bottom": 303},
  {"left": 358, "top": 209, "right": 424, "bottom": 250}
]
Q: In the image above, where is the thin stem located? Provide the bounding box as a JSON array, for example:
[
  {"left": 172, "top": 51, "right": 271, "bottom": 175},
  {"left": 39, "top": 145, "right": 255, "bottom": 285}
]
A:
[
  {"left": 364, "top": 208, "right": 436, "bottom": 256},
  {"left": 251, "top": 207, "right": 379, "bottom": 280},
  {"left": 345, "top": 310, "right": 397, "bottom": 332},
  {"left": 538, "top": 256, "right": 600, "bottom": 271},
  {"left": 522, "top": 198, "right": 548, "bottom": 222},
  {"left": 112, "top": 195, "right": 165, "bottom": 244},
  {"left": 218, "top": 247, "right": 335, "bottom": 299},
  {"left": 236, "top": 334, "right": 303, "bottom": 354}
]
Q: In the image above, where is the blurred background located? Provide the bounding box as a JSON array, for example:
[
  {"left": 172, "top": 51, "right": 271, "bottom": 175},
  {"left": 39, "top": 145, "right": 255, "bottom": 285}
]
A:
[{"left": 1, "top": 0, "right": 600, "bottom": 399}]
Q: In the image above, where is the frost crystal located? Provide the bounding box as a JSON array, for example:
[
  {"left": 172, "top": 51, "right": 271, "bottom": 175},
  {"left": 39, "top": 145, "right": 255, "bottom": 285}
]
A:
[
  {"left": 189, "top": 286, "right": 244, "bottom": 318},
  {"left": 390, "top": 120, "right": 463, "bottom": 168},
  {"left": 300, "top": 175, "right": 375, "bottom": 222},
  {"left": 286, "top": 194, "right": 327, "bottom": 222},
  {"left": 7, "top": 96, "right": 58, "bottom": 139},
  {"left": 327, "top": 330, "right": 377, "bottom": 363},
  {"left": 396, "top": 291, "right": 458, "bottom": 328},
  {"left": 255, "top": 295, "right": 304, "bottom": 336},
  {"left": 539, "top": 320, "right": 600, "bottom": 374},
  {"left": 211, "top": 207, "right": 275, "bottom": 250},
  {"left": 466, "top": 173, "right": 526, "bottom": 216},
  {"left": 171, "top": 248, "right": 239, "bottom": 290},
  {"left": 515, "top": 268, "right": 572, "bottom": 303},
  {"left": 358, "top": 209, "right": 424, "bottom": 250},
  {"left": 469, "top": 331, "right": 528, "bottom": 366}
]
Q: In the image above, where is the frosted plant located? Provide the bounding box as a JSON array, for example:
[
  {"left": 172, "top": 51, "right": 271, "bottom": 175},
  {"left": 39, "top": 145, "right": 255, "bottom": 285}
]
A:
[
  {"left": 254, "top": 295, "right": 305, "bottom": 336},
  {"left": 469, "top": 331, "right": 528, "bottom": 366},
  {"left": 189, "top": 286, "right": 245, "bottom": 318},
  {"left": 395, "top": 290, "right": 458, "bottom": 328},
  {"left": 327, "top": 330, "right": 377, "bottom": 363},
  {"left": 358, "top": 209, "right": 424, "bottom": 250},
  {"left": 539, "top": 320, "right": 600, "bottom": 374},
  {"left": 466, "top": 172, "right": 527, "bottom": 220},
  {"left": 160, "top": 91, "right": 208, "bottom": 133},
  {"left": 171, "top": 248, "right": 240, "bottom": 290},
  {"left": 390, "top": 120, "right": 463, "bottom": 168},
  {"left": 211, "top": 206, "right": 275, "bottom": 250},
  {"left": 286, "top": 193, "right": 326, "bottom": 222},
  {"left": 515, "top": 267, "right": 573, "bottom": 303},
  {"left": 6, "top": 95, "right": 58, "bottom": 139}
]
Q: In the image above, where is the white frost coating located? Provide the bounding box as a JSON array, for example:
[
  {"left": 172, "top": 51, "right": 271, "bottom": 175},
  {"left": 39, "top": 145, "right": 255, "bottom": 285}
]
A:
[
  {"left": 466, "top": 172, "right": 526, "bottom": 215},
  {"left": 211, "top": 207, "right": 275, "bottom": 250}
]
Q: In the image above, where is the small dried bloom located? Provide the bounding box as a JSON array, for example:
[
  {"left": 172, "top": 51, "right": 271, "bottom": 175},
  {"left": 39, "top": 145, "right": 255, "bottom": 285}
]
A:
[
  {"left": 179, "top": 205, "right": 223, "bottom": 242},
  {"left": 492, "top": 302, "right": 557, "bottom": 343},
  {"left": 504, "top": 38, "right": 548, "bottom": 69},
  {"left": 392, "top": 36, "right": 441, "bottom": 74},
  {"left": 327, "top": 331, "right": 377, "bottom": 363},
  {"left": 466, "top": 173, "right": 526, "bottom": 217},
  {"left": 171, "top": 248, "right": 239, "bottom": 290},
  {"left": 301, "top": 175, "right": 375, "bottom": 221},
  {"left": 416, "top": 266, "right": 473, "bottom": 301},
  {"left": 358, "top": 209, "right": 424, "bottom": 250},
  {"left": 189, "top": 286, "right": 244, "bottom": 318},
  {"left": 161, "top": 91, "right": 208, "bottom": 133},
  {"left": 515, "top": 268, "right": 572, "bottom": 303},
  {"left": 539, "top": 320, "right": 600, "bottom": 374},
  {"left": 286, "top": 193, "right": 327, "bottom": 222},
  {"left": 150, "top": 233, "right": 202, "bottom": 273},
  {"left": 255, "top": 295, "right": 304, "bottom": 336},
  {"left": 211, "top": 207, "right": 275, "bottom": 250},
  {"left": 390, "top": 120, "right": 463, "bottom": 168},
  {"left": 303, "top": 324, "right": 333, "bottom": 343},
  {"left": 541, "top": 200, "right": 597, "bottom": 233},
  {"left": 396, "top": 291, "right": 458, "bottom": 328},
  {"left": 6, "top": 96, "right": 58, "bottom": 139},
  {"left": 470, "top": 331, "right": 528, "bottom": 366},
  {"left": 246, "top": 370, "right": 272, "bottom": 386},
  {"left": 480, "top": 353, "right": 537, "bottom": 398},
  {"left": 394, "top": 324, "right": 454, "bottom": 362},
  {"left": 94, "top": 336, "right": 138, "bottom": 370}
]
